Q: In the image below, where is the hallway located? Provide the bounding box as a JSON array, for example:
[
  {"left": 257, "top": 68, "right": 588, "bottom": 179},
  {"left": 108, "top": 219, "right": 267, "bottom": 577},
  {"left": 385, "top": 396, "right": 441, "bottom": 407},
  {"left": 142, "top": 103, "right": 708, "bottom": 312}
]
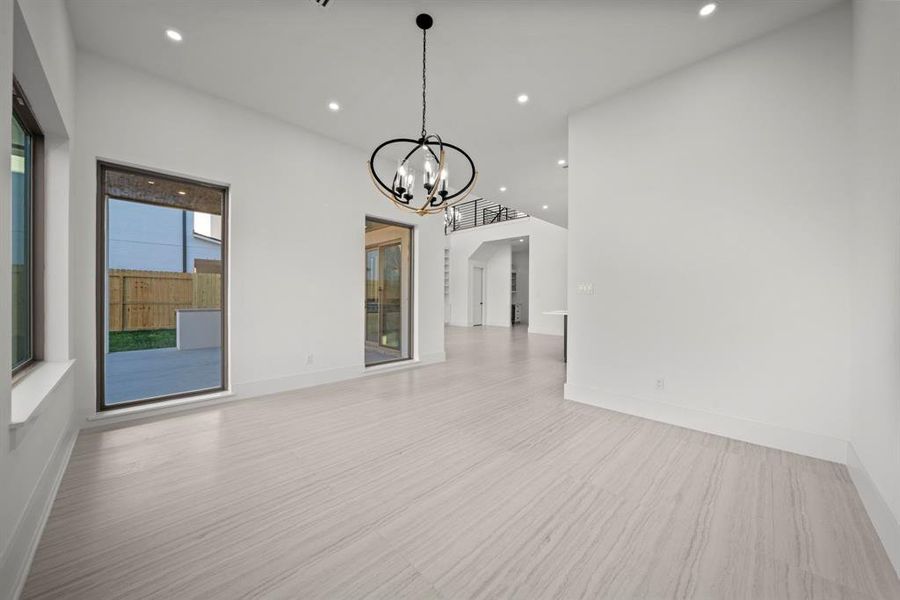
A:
[{"left": 23, "top": 327, "right": 899, "bottom": 599}]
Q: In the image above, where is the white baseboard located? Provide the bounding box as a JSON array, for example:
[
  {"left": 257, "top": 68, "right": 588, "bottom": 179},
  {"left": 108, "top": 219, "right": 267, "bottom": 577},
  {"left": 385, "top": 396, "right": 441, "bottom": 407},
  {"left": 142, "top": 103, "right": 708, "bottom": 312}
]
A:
[
  {"left": 86, "top": 353, "right": 448, "bottom": 429},
  {"left": 847, "top": 443, "right": 900, "bottom": 577},
  {"left": 234, "top": 364, "right": 362, "bottom": 399},
  {"left": 564, "top": 383, "right": 847, "bottom": 463},
  {"left": 236, "top": 353, "right": 445, "bottom": 398},
  {"left": 1, "top": 425, "right": 78, "bottom": 600},
  {"left": 419, "top": 351, "right": 446, "bottom": 364}
]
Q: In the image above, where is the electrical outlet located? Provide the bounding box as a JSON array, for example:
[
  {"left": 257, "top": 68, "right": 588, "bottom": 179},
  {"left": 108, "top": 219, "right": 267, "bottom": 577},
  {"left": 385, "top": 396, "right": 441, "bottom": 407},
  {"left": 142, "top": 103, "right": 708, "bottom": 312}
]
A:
[
  {"left": 576, "top": 282, "right": 594, "bottom": 295},
  {"left": 306, "top": 353, "right": 314, "bottom": 366},
  {"left": 656, "top": 378, "right": 665, "bottom": 391}
]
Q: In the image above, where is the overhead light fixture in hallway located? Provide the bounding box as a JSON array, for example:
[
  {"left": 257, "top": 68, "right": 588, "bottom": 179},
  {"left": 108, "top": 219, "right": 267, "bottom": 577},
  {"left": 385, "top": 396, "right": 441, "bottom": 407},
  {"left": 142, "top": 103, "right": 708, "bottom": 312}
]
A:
[{"left": 699, "top": 2, "right": 718, "bottom": 17}]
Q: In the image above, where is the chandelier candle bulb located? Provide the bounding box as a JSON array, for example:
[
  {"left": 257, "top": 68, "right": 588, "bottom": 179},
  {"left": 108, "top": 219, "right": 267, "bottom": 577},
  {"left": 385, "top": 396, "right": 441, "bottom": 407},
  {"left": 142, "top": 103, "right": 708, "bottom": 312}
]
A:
[
  {"left": 424, "top": 155, "right": 435, "bottom": 187},
  {"left": 440, "top": 168, "right": 449, "bottom": 195}
]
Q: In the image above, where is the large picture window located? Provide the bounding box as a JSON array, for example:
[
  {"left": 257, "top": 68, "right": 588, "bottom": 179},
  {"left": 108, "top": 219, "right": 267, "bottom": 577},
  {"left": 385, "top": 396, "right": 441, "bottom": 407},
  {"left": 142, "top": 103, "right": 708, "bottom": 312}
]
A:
[
  {"left": 96, "top": 163, "right": 228, "bottom": 410},
  {"left": 11, "top": 81, "right": 42, "bottom": 374}
]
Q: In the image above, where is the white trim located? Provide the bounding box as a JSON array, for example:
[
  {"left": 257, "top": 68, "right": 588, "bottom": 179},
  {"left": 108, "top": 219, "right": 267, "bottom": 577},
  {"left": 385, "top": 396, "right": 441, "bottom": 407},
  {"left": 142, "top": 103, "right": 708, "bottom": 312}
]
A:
[
  {"left": 10, "top": 360, "right": 76, "bottom": 428},
  {"left": 86, "top": 389, "right": 236, "bottom": 427},
  {"left": 366, "top": 352, "right": 445, "bottom": 375},
  {"left": 847, "top": 443, "right": 900, "bottom": 577},
  {"left": 234, "top": 364, "right": 363, "bottom": 400},
  {"left": 0, "top": 426, "right": 77, "bottom": 600},
  {"left": 564, "top": 382, "right": 848, "bottom": 463},
  {"left": 87, "top": 353, "right": 447, "bottom": 428}
]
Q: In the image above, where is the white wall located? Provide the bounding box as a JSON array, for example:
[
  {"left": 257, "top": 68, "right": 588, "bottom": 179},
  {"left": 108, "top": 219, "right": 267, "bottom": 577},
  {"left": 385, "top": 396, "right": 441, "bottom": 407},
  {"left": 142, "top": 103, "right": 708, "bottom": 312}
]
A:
[
  {"left": 0, "top": 3, "right": 16, "bottom": 594},
  {"left": 448, "top": 218, "right": 567, "bottom": 335},
  {"left": 512, "top": 249, "right": 529, "bottom": 323},
  {"left": 484, "top": 243, "right": 512, "bottom": 327},
  {"left": 528, "top": 222, "right": 568, "bottom": 336},
  {"left": 71, "top": 53, "right": 446, "bottom": 418},
  {"left": 848, "top": 0, "right": 900, "bottom": 574},
  {"left": 566, "top": 4, "right": 853, "bottom": 462},
  {"left": 466, "top": 240, "right": 508, "bottom": 327},
  {"left": 1, "top": 1, "right": 77, "bottom": 598}
]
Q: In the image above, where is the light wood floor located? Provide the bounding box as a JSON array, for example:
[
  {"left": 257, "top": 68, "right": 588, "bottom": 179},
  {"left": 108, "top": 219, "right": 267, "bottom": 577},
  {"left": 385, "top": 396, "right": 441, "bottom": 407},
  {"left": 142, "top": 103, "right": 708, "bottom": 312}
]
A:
[{"left": 23, "top": 327, "right": 900, "bottom": 599}]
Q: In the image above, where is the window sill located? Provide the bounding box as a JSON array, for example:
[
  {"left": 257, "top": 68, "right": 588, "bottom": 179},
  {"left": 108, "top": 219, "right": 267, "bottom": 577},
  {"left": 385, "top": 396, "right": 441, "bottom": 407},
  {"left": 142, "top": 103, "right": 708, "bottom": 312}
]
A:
[
  {"left": 10, "top": 359, "right": 75, "bottom": 429},
  {"left": 88, "top": 390, "right": 235, "bottom": 424}
]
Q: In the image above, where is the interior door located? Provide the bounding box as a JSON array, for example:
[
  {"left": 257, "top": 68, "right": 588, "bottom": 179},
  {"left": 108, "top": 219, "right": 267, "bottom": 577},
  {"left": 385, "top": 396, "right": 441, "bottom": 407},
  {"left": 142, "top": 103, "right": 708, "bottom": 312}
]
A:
[{"left": 473, "top": 267, "right": 484, "bottom": 326}]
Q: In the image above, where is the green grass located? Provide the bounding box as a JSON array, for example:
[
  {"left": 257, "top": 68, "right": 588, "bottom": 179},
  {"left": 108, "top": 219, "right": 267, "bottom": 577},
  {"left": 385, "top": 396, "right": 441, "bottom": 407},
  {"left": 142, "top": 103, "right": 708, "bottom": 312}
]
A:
[{"left": 109, "top": 329, "right": 176, "bottom": 353}]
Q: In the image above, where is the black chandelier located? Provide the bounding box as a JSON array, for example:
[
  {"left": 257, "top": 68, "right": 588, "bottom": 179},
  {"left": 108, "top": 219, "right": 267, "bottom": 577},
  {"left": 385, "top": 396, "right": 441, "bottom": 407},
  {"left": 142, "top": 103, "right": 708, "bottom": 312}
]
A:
[{"left": 368, "top": 13, "right": 478, "bottom": 216}]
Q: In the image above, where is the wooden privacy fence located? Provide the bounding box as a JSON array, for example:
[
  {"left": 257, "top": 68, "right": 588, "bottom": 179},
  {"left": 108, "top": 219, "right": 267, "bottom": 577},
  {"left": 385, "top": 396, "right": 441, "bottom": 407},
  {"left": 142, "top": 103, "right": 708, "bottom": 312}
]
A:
[{"left": 108, "top": 269, "right": 221, "bottom": 332}]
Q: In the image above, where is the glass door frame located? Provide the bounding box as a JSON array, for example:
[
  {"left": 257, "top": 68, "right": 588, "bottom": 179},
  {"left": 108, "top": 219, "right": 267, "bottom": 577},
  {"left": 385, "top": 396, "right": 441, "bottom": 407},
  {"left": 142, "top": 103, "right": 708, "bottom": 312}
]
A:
[
  {"left": 365, "top": 240, "right": 403, "bottom": 352},
  {"left": 378, "top": 241, "right": 403, "bottom": 351},
  {"left": 364, "top": 217, "right": 414, "bottom": 367},
  {"left": 95, "top": 161, "right": 230, "bottom": 411},
  {"left": 365, "top": 247, "right": 380, "bottom": 345}
]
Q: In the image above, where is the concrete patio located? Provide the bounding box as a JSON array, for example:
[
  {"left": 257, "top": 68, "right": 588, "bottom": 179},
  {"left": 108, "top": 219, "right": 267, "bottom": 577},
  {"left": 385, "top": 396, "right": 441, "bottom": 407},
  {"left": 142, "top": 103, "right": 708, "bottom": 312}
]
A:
[
  {"left": 365, "top": 345, "right": 402, "bottom": 365},
  {"left": 105, "top": 346, "right": 222, "bottom": 405}
]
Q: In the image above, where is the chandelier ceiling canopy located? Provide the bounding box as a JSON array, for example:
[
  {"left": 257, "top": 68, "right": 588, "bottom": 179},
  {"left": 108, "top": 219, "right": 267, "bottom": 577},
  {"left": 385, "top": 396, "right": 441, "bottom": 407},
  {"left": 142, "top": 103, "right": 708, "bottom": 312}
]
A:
[{"left": 367, "top": 14, "right": 478, "bottom": 216}]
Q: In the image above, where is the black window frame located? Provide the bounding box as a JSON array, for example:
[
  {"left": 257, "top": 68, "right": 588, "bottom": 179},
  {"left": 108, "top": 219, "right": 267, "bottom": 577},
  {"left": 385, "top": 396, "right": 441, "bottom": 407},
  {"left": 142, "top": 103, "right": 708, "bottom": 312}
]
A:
[
  {"left": 95, "top": 161, "right": 230, "bottom": 411},
  {"left": 11, "top": 78, "right": 44, "bottom": 378}
]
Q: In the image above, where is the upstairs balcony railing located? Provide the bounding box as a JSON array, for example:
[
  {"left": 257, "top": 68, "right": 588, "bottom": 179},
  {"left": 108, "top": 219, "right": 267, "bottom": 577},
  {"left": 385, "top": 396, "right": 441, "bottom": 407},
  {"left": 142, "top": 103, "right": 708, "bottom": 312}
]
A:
[{"left": 444, "top": 197, "right": 529, "bottom": 234}]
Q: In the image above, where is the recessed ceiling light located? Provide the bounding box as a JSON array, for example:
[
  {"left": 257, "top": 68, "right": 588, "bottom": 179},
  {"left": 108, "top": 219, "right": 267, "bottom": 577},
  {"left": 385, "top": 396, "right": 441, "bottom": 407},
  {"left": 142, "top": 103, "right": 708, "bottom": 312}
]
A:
[
  {"left": 542, "top": 205, "right": 549, "bottom": 210},
  {"left": 165, "top": 29, "right": 183, "bottom": 42},
  {"left": 147, "top": 180, "right": 155, "bottom": 185},
  {"left": 699, "top": 2, "right": 717, "bottom": 17},
  {"left": 519, "top": 238, "right": 525, "bottom": 242},
  {"left": 177, "top": 190, "right": 187, "bottom": 196},
  {"left": 499, "top": 186, "right": 507, "bottom": 192},
  {"left": 328, "top": 101, "right": 340, "bottom": 111},
  {"left": 557, "top": 159, "right": 567, "bottom": 166},
  {"left": 517, "top": 94, "right": 529, "bottom": 104}
]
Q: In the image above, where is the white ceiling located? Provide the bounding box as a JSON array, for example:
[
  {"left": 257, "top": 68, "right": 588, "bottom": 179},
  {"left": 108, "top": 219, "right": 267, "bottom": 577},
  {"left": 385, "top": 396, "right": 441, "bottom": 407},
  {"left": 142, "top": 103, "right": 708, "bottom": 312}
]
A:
[{"left": 66, "top": 0, "right": 840, "bottom": 227}]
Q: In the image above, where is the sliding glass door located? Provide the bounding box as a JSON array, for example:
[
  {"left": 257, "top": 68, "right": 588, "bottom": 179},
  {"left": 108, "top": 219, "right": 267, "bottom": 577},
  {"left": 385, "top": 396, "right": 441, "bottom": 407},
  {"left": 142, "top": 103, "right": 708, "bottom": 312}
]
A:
[{"left": 365, "top": 219, "right": 412, "bottom": 366}]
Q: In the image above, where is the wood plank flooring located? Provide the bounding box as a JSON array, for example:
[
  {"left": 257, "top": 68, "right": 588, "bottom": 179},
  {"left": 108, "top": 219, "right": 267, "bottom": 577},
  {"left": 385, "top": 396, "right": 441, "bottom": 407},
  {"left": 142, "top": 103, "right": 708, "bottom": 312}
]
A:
[{"left": 23, "top": 326, "right": 900, "bottom": 599}]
